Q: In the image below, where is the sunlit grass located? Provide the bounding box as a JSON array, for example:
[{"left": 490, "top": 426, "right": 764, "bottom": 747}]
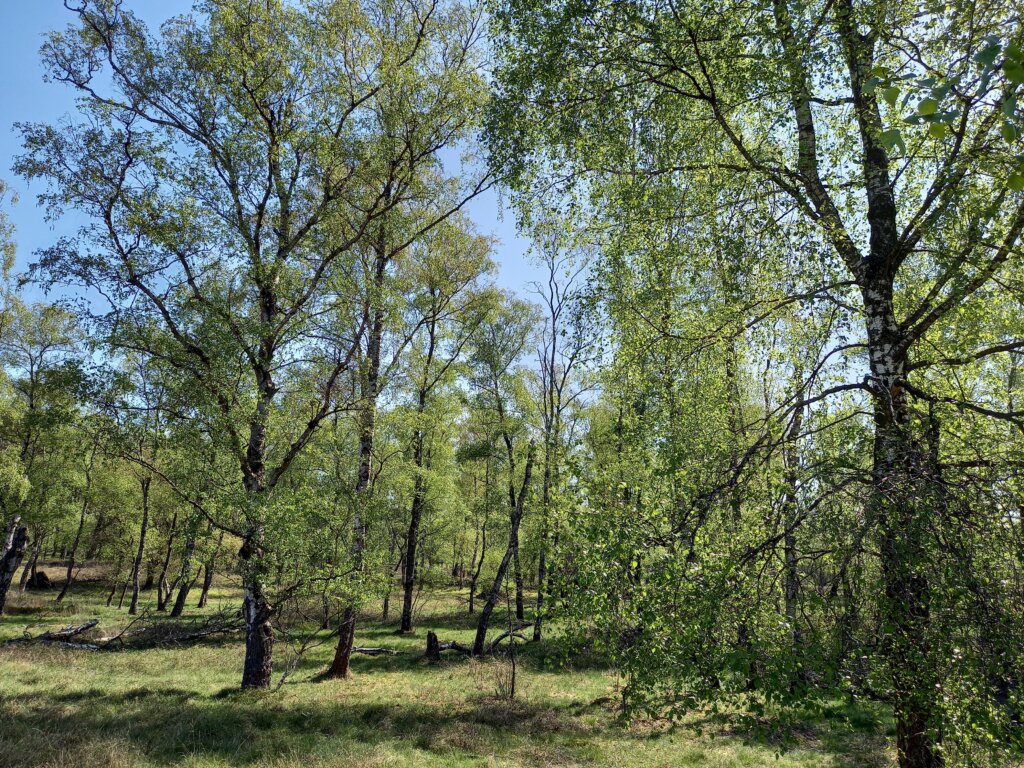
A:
[{"left": 0, "top": 567, "right": 891, "bottom": 767}]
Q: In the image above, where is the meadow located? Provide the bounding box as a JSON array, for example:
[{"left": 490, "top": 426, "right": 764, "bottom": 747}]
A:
[{"left": 0, "top": 564, "right": 893, "bottom": 768}]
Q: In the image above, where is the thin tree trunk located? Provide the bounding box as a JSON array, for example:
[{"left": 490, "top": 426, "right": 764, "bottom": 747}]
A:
[
  {"left": 782, "top": 380, "right": 804, "bottom": 683},
  {"left": 328, "top": 227, "right": 388, "bottom": 677},
  {"left": 170, "top": 536, "right": 196, "bottom": 617},
  {"left": 197, "top": 530, "right": 224, "bottom": 609},
  {"left": 513, "top": 544, "right": 525, "bottom": 621},
  {"left": 534, "top": 450, "right": 552, "bottom": 641},
  {"left": 473, "top": 443, "right": 535, "bottom": 656},
  {"left": 105, "top": 560, "right": 121, "bottom": 607},
  {"left": 468, "top": 514, "right": 486, "bottom": 614},
  {"left": 57, "top": 440, "right": 98, "bottom": 603},
  {"left": 400, "top": 467, "right": 426, "bottom": 633},
  {"left": 117, "top": 570, "right": 131, "bottom": 609},
  {"left": 19, "top": 532, "right": 42, "bottom": 592},
  {"left": 156, "top": 511, "right": 178, "bottom": 612},
  {"left": 128, "top": 476, "right": 151, "bottom": 615}
]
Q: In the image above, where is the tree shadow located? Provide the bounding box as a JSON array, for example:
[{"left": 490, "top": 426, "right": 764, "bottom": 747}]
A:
[{"left": 0, "top": 683, "right": 595, "bottom": 767}]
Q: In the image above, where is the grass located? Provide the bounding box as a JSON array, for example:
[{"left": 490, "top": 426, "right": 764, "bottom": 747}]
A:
[{"left": 0, "top": 564, "right": 893, "bottom": 767}]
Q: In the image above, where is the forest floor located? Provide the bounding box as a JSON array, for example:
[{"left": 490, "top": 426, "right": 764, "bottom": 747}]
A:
[{"left": 0, "top": 564, "right": 894, "bottom": 767}]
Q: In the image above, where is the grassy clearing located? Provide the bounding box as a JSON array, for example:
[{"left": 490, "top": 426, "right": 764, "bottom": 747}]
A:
[{"left": 0, "top": 566, "right": 893, "bottom": 767}]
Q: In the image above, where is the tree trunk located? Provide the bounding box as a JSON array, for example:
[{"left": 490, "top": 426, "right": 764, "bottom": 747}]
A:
[
  {"left": 0, "top": 525, "right": 28, "bottom": 614},
  {"left": 57, "top": 438, "right": 99, "bottom": 603},
  {"left": 782, "top": 385, "right": 804, "bottom": 683},
  {"left": 468, "top": 499, "right": 488, "bottom": 614},
  {"left": 513, "top": 543, "right": 525, "bottom": 621},
  {"left": 862, "top": 278, "right": 940, "bottom": 768},
  {"left": 534, "top": 451, "right": 552, "bottom": 641},
  {"left": 328, "top": 605, "right": 357, "bottom": 677},
  {"left": 240, "top": 551, "right": 274, "bottom": 689},
  {"left": 117, "top": 571, "right": 130, "bottom": 609},
  {"left": 156, "top": 510, "right": 178, "bottom": 612},
  {"left": 329, "top": 233, "right": 387, "bottom": 676},
  {"left": 400, "top": 468, "right": 425, "bottom": 633},
  {"left": 473, "top": 443, "right": 535, "bottom": 656},
  {"left": 170, "top": 536, "right": 196, "bottom": 617},
  {"left": 197, "top": 530, "right": 224, "bottom": 609},
  {"left": 56, "top": 497, "right": 89, "bottom": 603},
  {"left": 128, "top": 476, "right": 151, "bottom": 615},
  {"left": 19, "top": 532, "right": 42, "bottom": 592}
]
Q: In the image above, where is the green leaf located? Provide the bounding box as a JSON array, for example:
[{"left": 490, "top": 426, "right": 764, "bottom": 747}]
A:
[
  {"left": 928, "top": 122, "right": 947, "bottom": 139},
  {"left": 881, "top": 128, "right": 906, "bottom": 154},
  {"left": 882, "top": 87, "right": 900, "bottom": 107},
  {"left": 1008, "top": 173, "right": 1024, "bottom": 191},
  {"left": 1005, "top": 95, "right": 1019, "bottom": 118},
  {"left": 975, "top": 42, "right": 1001, "bottom": 67},
  {"left": 918, "top": 98, "right": 938, "bottom": 115},
  {"left": 1005, "top": 61, "right": 1024, "bottom": 84},
  {"left": 1003, "top": 122, "right": 1019, "bottom": 142}
]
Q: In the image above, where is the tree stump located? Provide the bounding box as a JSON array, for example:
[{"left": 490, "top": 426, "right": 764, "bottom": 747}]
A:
[
  {"left": 27, "top": 571, "right": 52, "bottom": 589},
  {"left": 426, "top": 630, "right": 441, "bottom": 663}
]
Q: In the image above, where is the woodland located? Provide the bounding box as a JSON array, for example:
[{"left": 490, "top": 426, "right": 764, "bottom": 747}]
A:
[{"left": 0, "top": 1, "right": 1023, "bottom": 767}]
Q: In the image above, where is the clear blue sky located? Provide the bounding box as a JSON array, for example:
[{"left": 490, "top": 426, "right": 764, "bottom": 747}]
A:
[{"left": 0, "top": 1, "right": 537, "bottom": 301}]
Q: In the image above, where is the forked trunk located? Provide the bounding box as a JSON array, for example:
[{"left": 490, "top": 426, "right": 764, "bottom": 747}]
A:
[
  {"left": 197, "top": 530, "right": 224, "bottom": 609},
  {"left": 170, "top": 536, "right": 196, "bottom": 617},
  {"left": 19, "top": 533, "right": 42, "bottom": 592},
  {"left": 156, "top": 510, "right": 178, "bottom": 612},
  {"left": 473, "top": 443, "right": 535, "bottom": 656}
]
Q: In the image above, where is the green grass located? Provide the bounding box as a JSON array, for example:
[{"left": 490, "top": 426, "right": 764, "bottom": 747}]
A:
[{"left": 0, "top": 567, "right": 892, "bottom": 767}]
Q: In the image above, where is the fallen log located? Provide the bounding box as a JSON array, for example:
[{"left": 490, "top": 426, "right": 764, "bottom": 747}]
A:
[
  {"left": 3, "top": 619, "right": 100, "bottom": 649},
  {"left": 352, "top": 646, "right": 398, "bottom": 656},
  {"left": 40, "top": 620, "right": 99, "bottom": 641},
  {"left": 3, "top": 612, "right": 244, "bottom": 651}
]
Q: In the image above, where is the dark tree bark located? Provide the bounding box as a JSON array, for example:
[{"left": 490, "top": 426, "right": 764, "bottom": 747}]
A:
[
  {"left": 426, "top": 630, "right": 441, "bottom": 663},
  {"left": 468, "top": 466, "right": 490, "bottom": 615},
  {"left": 18, "top": 531, "right": 42, "bottom": 592},
  {"left": 170, "top": 535, "right": 197, "bottom": 617},
  {"left": 401, "top": 316, "right": 435, "bottom": 634},
  {"left": 473, "top": 442, "right": 535, "bottom": 656},
  {"left": 0, "top": 524, "right": 28, "bottom": 615},
  {"left": 400, "top": 458, "right": 426, "bottom": 633},
  {"left": 128, "top": 475, "right": 151, "bottom": 615},
  {"left": 240, "top": 541, "right": 274, "bottom": 689},
  {"left": 329, "top": 222, "right": 388, "bottom": 678},
  {"left": 155, "top": 510, "right": 178, "bottom": 612},
  {"left": 57, "top": 437, "right": 99, "bottom": 603},
  {"left": 197, "top": 530, "right": 224, "bottom": 609}
]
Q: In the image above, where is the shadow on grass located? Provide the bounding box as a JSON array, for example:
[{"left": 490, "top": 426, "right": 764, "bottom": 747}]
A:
[
  {"left": 0, "top": 684, "right": 597, "bottom": 767},
  {"left": 0, "top": 680, "right": 893, "bottom": 768}
]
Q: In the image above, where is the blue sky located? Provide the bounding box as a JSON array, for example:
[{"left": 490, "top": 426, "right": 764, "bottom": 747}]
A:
[{"left": 0, "top": 1, "right": 538, "bottom": 301}]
